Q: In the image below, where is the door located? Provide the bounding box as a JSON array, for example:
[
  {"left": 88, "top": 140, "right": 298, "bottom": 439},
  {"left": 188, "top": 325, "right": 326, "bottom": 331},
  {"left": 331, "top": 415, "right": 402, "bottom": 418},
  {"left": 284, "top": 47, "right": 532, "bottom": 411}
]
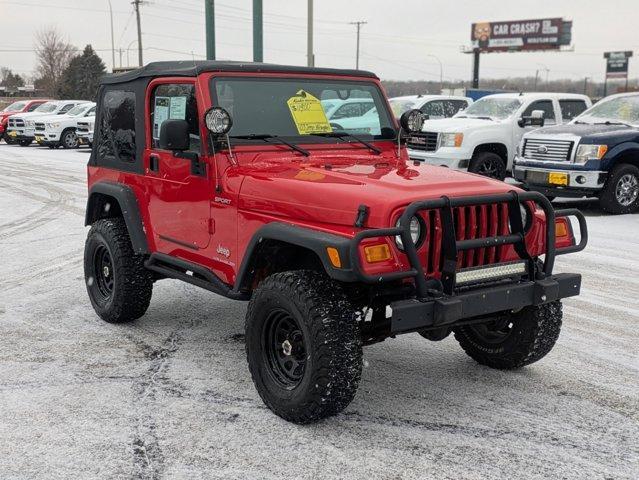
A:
[{"left": 145, "top": 80, "right": 212, "bottom": 252}]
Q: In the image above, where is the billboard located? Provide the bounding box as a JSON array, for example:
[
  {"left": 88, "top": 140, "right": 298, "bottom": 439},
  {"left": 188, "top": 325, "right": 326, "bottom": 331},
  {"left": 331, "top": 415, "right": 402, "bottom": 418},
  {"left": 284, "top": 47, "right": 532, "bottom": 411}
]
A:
[
  {"left": 605, "top": 51, "right": 633, "bottom": 79},
  {"left": 471, "top": 18, "right": 572, "bottom": 53}
]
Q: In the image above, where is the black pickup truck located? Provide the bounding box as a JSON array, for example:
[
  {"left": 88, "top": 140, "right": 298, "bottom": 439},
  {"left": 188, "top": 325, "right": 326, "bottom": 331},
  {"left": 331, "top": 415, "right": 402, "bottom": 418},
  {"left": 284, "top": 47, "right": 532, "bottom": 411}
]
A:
[{"left": 513, "top": 92, "right": 639, "bottom": 214}]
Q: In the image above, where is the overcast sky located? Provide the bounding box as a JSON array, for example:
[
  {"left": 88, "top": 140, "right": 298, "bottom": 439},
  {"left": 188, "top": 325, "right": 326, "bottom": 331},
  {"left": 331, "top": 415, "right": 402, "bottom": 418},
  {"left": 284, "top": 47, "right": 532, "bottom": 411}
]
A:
[{"left": 2, "top": 0, "right": 638, "bottom": 85}]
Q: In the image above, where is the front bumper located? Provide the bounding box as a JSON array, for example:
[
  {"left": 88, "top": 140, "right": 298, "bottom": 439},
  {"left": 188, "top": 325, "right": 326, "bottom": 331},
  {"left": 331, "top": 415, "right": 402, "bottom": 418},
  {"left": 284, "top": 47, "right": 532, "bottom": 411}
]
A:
[
  {"left": 390, "top": 273, "right": 581, "bottom": 334},
  {"left": 35, "top": 132, "right": 61, "bottom": 145},
  {"left": 407, "top": 147, "right": 471, "bottom": 170},
  {"left": 7, "top": 129, "right": 34, "bottom": 141},
  {"left": 513, "top": 163, "right": 606, "bottom": 197}
]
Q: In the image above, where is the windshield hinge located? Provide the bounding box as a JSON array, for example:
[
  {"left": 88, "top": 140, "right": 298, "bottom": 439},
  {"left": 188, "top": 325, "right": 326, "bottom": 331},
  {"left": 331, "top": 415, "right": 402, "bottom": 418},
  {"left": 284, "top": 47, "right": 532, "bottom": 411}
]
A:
[{"left": 354, "top": 204, "right": 370, "bottom": 228}]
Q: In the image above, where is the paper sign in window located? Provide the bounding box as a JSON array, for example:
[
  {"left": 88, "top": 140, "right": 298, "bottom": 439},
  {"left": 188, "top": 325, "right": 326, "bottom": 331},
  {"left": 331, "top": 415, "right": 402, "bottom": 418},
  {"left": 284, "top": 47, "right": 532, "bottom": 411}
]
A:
[{"left": 287, "top": 90, "right": 332, "bottom": 135}]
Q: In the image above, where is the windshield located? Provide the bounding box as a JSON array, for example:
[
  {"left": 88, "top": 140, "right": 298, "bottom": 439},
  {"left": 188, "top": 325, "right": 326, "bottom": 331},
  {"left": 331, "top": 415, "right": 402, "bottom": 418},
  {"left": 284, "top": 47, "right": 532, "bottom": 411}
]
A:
[
  {"left": 575, "top": 95, "right": 639, "bottom": 126},
  {"left": 389, "top": 98, "right": 417, "bottom": 117},
  {"left": 2, "top": 101, "right": 27, "bottom": 112},
  {"left": 67, "top": 104, "right": 89, "bottom": 116},
  {"left": 211, "top": 77, "right": 396, "bottom": 140},
  {"left": 460, "top": 97, "right": 522, "bottom": 119},
  {"left": 35, "top": 103, "right": 58, "bottom": 113}
]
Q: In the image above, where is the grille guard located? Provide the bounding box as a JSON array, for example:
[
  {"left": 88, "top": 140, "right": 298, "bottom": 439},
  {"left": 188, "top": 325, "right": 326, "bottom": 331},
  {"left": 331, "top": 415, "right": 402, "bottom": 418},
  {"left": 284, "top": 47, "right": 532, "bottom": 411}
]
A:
[{"left": 349, "top": 191, "right": 588, "bottom": 299}]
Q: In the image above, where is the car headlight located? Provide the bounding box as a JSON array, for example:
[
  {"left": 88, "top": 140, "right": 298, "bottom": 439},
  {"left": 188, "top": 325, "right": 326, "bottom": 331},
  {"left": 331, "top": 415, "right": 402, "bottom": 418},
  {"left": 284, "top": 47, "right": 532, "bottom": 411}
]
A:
[
  {"left": 575, "top": 144, "right": 607, "bottom": 163},
  {"left": 440, "top": 132, "right": 463, "bottom": 148},
  {"left": 47, "top": 122, "right": 60, "bottom": 129},
  {"left": 395, "top": 215, "right": 423, "bottom": 250}
]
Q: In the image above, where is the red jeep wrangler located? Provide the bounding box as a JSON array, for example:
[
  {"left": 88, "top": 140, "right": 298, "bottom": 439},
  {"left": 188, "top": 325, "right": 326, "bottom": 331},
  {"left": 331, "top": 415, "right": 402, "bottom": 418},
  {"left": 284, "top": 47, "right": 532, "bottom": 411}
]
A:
[{"left": 84, "top": 61, "right": 587, "bottom": 423}]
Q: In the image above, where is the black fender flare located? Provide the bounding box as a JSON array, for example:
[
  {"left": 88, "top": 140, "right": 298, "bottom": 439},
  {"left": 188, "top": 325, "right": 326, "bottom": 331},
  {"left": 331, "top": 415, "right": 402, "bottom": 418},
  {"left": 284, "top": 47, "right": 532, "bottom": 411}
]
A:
[
  {"left": 85, "top": 182, "right": 149, "bottom": 254},
  {"left": 233, "top": 222, "right": 357, "bottom": 293}
]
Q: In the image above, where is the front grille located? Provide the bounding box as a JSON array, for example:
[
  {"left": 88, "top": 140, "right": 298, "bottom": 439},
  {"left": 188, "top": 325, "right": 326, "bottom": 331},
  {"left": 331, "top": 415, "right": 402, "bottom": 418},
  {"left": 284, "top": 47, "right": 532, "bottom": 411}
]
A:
[
  {"left": 77, "top": 122, "right": 89, "bottom": 133},
  {"left": 9, "top": 118, "right": 25, "bottom": 128},
  {"left": 420, "top": 203, "right": 509, "bottom": 276},
  {"left": 35, "top": 123, "right": 45, "bottom": 132},
  {"left": 523, "top": 138, "right": 573, "bottom": 162},
  {"left": 407, "top": 132, "right": 439, "bottom": 152}
]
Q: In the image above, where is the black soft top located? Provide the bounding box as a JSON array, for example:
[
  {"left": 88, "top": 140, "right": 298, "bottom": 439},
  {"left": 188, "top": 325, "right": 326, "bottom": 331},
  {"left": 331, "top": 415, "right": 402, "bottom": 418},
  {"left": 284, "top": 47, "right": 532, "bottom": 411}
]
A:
[{"left": 101, "top": 60, "right": 378, "bottom": 85}]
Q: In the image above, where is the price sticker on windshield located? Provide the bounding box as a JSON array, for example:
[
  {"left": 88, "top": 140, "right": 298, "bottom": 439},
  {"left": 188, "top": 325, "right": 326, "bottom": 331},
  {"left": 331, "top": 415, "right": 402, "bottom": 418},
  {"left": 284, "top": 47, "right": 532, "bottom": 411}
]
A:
[{"left": 287, "top": 90, "right": 332, "bottom": 135}]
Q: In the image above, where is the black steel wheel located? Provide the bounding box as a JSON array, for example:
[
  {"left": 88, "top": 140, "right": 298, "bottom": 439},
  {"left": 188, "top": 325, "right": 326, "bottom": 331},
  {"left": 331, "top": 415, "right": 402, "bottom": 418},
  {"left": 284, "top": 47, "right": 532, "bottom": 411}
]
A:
[
  {"left": 84, "top": 218, "right": 153, "bottom": 323},
  {"left": 245, "top": 271, "right": 362, "bottom": 424},
  {"left": 454, "top": 301, "right": 562, "bottom": 369},
  {"left": 469, "top": 151, "right": 507, "bottom": 180},
  {"left": 263, "top": 309, "right": 307, "bottom": 389}
]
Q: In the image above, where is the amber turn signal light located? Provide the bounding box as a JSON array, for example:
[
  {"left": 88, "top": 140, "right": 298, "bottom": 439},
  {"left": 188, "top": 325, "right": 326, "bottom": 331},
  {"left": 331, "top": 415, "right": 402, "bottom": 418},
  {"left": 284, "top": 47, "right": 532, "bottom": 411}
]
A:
[
  {"left": 326, "top": 247, "right": 342, "bottom": 268},
  {"left": 364, "top": 244, "right": 392, "bottom": 263}
]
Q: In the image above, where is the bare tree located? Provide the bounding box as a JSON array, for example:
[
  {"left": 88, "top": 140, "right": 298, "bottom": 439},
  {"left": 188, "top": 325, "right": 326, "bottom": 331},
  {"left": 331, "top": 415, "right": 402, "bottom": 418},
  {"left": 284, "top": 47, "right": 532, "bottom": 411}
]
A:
[{"left": 34, "top": 27, "right": 76, "bottom": 97}]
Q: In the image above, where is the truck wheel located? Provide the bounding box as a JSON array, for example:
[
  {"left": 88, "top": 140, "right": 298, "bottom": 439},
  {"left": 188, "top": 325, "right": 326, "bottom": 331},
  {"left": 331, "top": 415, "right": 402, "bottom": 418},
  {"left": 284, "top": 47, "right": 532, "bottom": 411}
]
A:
[
  {"left": 245, "top": 271, "right": 362, "bottom": 424},
  {"left": 61, "top": 129, "right": 79, "bottom": 149},
  {"left": 19, "top": 139, "right": 32, "bottom": 147},
  {"left": 3, "top": 133, "right": 15, "bottom": 145},
  {"left": 599, "top": 164, "right": 639, "bottom": 214},
  {"left": 84, "top": 218, "right": 153, "bottom": 323},
  {"left": 469, "top": 152, "right": 506, "bottom": 180},
  {"left": 453, "top": 301, "right": 562, "bottom": 369}
]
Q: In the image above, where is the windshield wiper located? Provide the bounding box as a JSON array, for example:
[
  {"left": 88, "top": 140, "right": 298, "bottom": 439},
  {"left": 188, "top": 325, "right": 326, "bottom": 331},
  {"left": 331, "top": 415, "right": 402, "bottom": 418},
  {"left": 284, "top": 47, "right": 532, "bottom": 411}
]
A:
[
  {"left": 310, "top": 131, "right": 382, "bottom": 155},
  {"left": 230, "top": 134, "right": 310, "bottom": 156},
  {"left": 594, "top": 120, "right": 632, "bottom": 127}
]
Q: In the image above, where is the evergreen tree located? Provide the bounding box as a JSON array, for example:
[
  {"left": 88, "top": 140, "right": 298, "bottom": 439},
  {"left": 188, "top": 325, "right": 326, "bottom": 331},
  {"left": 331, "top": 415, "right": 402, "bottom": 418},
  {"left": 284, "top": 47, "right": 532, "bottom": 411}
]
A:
[{"left": 57, "top": 45, "right": 106, "bottom": 100}]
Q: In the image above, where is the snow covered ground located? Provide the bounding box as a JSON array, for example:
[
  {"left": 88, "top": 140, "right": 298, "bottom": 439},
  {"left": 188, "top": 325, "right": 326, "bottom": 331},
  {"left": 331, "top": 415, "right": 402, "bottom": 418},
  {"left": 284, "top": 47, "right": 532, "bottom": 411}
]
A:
[{"left": 0, "top": 143, "right": 637, "bottom": 479}]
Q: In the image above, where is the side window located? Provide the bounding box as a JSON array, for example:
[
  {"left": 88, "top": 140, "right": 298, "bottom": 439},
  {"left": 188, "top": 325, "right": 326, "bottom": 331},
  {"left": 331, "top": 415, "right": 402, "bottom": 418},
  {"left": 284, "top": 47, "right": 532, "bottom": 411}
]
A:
[
  {"left": 97, "top": 90, "right": 136, "bottom": 163},
  {"left": 559, "top": 100, "right": 588, "bottom": 121},
  {"left": 443, "top": 100, "right": 468, "bottom": 117},
  {"left": 150, "top": 83, "right": 200, "bottom": 152},
  {"left": 332, "top": 103, "right": 364, "bottom": 119},
  {"left": 27, "top": 103, "right": 41, "bottom": 112},
  {"left": 421, "top": 101, "right": 445, "bottom": 118},
  {"left": 59, "top": 103, "right": 74, "bottom": 114},
  {"left": 523, "top": 100, "right": 556, "bottom": 124}
]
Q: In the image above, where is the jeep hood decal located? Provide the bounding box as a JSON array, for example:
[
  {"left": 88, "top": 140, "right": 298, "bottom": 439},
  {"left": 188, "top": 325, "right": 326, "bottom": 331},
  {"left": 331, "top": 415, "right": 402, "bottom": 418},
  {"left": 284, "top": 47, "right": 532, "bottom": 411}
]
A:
[{"left": 238, "top": 156, "right": 517, "bottom": 228}]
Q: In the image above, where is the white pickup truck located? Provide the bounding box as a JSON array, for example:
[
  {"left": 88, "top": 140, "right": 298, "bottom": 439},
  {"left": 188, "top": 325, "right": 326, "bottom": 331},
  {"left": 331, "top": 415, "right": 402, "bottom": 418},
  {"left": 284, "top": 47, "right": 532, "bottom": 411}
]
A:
[
  {"left": 34, "top": 102, "right": 96, "bottom": 149},
  {"left": 7, "top": 100, "right": 89, "bottom": 146},
  {"left": 76, "top": 115, "right": 96, "bottom": 147},
  {"left": 407, "top": 93, "right": 592, "bottom": 179}
]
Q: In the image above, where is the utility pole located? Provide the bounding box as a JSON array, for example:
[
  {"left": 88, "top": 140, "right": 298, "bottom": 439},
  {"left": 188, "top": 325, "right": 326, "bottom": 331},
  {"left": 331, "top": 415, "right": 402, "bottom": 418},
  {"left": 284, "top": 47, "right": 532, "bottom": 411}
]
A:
[
  {"left": 133, "top": 0, "right": 144, "bottom": 66},
  {"left": 471, "top": 48, "right": 480, "bottom": 89},
  {"left": 349, "top": 21, "right": 366, "bottom": 69},
  {"left": 307, "top": 0, "right": 314, "bottom": 67},
  {"left": 205, "top": 0, "right": 215, "bottom": 60},
  {"left": 107, "top": 0, "right": 115, "bottom": 72},
  {"left": 534, "top": 70, "right": 539, "bottom": 90},
  {"left": 253, "top": 0, "right": 263, "bottom": 62}
]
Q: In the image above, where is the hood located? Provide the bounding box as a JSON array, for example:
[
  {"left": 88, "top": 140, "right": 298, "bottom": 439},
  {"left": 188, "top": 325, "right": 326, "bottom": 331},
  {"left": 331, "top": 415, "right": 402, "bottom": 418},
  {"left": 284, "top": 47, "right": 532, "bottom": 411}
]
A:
[
  {"left": 238, "top": 152, "right": 517, "bottom": 228},
  {"left": 421, "top": 116, "right": 499, "bottom": 133},
  {"left": 527, "top": 122, "right": 638, "bottom": 144},
  {"left": 12, "top": 111, "right": 59, "bottom": 121}
]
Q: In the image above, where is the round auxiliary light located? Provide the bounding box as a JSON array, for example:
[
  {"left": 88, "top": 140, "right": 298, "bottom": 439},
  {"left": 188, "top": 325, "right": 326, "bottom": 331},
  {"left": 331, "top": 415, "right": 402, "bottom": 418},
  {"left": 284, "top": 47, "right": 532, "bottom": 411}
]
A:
[
  {"left": 204, "top": 107, "right": 233, "bottom": 135},
  {"left": 395, "top": 215, "right": 423, "bottom": 250},
  {"left": 399, "top": 109, "right": 426, "bottom": 133}
]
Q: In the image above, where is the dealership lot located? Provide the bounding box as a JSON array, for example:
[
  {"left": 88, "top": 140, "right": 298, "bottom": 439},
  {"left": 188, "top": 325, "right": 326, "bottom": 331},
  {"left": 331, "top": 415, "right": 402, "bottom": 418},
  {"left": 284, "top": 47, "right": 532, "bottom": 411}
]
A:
[{"left": 0, "top": 144, "right": 637, "bottom": 479}]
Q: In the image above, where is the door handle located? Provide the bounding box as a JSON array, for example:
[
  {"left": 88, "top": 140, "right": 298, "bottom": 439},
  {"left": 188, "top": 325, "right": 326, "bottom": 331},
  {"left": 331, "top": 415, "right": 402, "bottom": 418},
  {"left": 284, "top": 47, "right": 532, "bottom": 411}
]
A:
[{"left": 149, "top": 154, "right": 160, "bottom": 172}]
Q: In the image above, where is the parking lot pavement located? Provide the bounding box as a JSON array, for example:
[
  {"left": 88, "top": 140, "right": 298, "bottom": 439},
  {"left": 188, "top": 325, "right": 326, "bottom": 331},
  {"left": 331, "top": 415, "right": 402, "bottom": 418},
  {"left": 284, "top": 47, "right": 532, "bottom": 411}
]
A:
[{"left": 0, "top": 143, "right": 637, "bottom": 479}]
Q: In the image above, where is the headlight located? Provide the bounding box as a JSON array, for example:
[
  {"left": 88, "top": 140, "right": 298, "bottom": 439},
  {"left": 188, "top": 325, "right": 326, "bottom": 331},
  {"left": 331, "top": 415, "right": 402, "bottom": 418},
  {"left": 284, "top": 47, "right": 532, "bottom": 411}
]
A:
[
  {"left": 395, "top": 215, "right": 423, "bottom": 250},
  {"left": 575, "top": 144, "right": 607, "bottom": 163},
  {"left": 440, "top": 132, "right": 463, "bottom": 148},
  {"left": 47, "top": 122, "right": 60, "bottom": 129}
]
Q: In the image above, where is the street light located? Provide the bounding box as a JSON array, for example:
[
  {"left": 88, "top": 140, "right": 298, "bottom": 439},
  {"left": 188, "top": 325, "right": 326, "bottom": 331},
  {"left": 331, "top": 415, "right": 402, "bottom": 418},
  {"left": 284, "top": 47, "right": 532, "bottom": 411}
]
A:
[
  {"left": 106, "top": 0, "right": 115, "bottom": 72},
  {"left": 426, "top": 54, "right": 443, "bottom": 92}
]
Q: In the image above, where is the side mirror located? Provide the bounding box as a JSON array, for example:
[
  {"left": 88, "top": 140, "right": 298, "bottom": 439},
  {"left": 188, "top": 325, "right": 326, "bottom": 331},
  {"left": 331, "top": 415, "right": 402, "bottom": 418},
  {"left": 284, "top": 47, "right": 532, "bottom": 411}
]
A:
[
  {"left": 518, "top": 110, "right": 545, "bottom": 128},
  {"left": 399, "top": 109, "right": 426, "bottom": 133},
  {"left": 159, "top": 119, "right": 190, "bottom": 151}
]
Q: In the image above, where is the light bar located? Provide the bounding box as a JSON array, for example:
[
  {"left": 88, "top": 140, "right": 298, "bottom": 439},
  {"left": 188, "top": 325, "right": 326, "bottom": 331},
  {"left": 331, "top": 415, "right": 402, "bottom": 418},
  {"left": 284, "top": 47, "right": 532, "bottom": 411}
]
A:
[{"left": 456, "top": 261, "right": 527, "bottom": 285}]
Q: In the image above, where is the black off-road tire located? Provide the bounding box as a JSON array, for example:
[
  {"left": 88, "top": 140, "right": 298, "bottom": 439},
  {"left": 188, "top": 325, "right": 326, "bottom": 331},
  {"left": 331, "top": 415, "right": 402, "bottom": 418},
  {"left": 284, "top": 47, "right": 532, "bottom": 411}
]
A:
[
  {"left": 18, "top": 139, "right": 32, "bottom": 147},
  {"left": 599, "top": 163, "right": 639, "bottom": 214},
  {"left": 245, "top": 271, "right": 363, "bottom": 424},
  {"left": 61, "top": 128, "right": 79, "bottom": 149},
  {"left": 454, "top": 301, "right": 562, "bottom": 369},
  {"left": 469, "top": 151, "right": 507, "bottom": 180},
  {"left": 84, "top": 218, "right": 153, "bottom": 323}
]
